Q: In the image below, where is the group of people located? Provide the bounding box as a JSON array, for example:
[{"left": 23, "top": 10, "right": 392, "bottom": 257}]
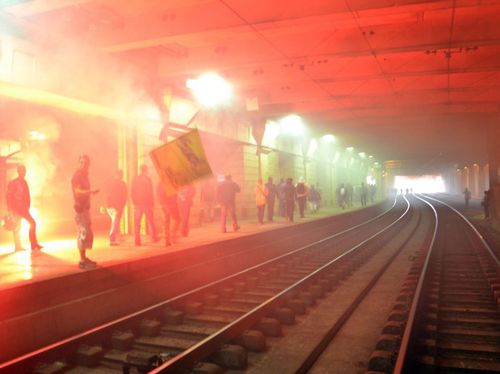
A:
[
  {"left": 463, "top": 187, "right": 493, "bottom": 219},
  {"left": 337, "top": 182, "right": 375, "bottom": 209},
  {"left": 254, "top": 177, "right": 322, "bottom": 224},
  {"left": 464, "top": 187, "right": 494, "bottom": 219},
  {"left": 4, "top": 157, "right": 372, "bottom": 270},
  {"left": 3, "top": 156, "right": 244, "bottom": 269}
]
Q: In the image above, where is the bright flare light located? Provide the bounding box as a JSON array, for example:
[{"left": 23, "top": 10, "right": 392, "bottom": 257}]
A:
[
  {"left": 28, "top": 131, "right": 48, "bottom": 141},
  {"left": 394, "top": 175, "right": 445, "bottom": 193},
  {"left": 186, "top": 72, "right": 232, "bottom": 107},
  {"left": 346, "top": 146, "right": 354, "bottom": 151},
  {"left": 321, "top": 134, "right": 335, "bottom": 143},
  {"left": 279, "top": 114, "right": 305, "bottom": 136}
]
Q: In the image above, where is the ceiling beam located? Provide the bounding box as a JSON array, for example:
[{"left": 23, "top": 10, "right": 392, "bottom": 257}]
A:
[{"left": 2, "top": 0, "right": 94, "bottom": 16}]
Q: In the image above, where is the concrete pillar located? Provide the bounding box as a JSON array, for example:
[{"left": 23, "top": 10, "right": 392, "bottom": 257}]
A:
[
  {"left": 122, "top": 125, "right": 138, "bottom": 235},
  {"left": 454, "top": 168, "right": 462, "bottom": 194},
  {"left": 471, "top": 164, "right": 480, "bottom": 197},
  {"left": 462, "top": 166, "right": 470, "bottom": 192},
  {"left": 487, "top": 121, "right": 500, "bottom": 219},
  {"left": 383, "top": 160, "right": 401, "bottom": 194}
]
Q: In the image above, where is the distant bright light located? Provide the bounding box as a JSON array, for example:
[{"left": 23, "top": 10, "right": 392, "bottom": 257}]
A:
[
  {"left": 346, "top": 146, "right": 354, "bottom": 151},
  {"left": 28, "top": 131, "right": 48, "bottom": 141},
  {"left": 279, "top": 114, "right": 305, "bottom": 136},
  {"left": 394, "top": 175, "right": 445, "bottom": 193},
  {"left": 367, "top": 175, "right": 376, "bottom": 185},
  {"left": 186, "top": 72, "right": 232, "bottom": 107},
  {"left": 321, "top": 134, "right": 336, "bottom": 143},
  {"left": 358, "top": 152, "right": 366, "bottom": 158},
  {"left": 369, "top": 155, "right": 373, "bottom": 159}
]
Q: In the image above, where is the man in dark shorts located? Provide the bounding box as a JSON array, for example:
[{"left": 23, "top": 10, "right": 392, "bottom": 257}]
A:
[{"left": 72, "top": 154, "right": 99, "bottom": 269}]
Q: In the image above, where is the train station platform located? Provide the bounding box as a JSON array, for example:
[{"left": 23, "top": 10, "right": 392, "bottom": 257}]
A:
[{"left": 0, "top": 204, "right": 370, "bottom": 291}]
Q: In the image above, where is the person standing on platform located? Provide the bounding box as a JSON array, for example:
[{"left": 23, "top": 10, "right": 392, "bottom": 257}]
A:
[
  {"left": 199, "top": 178, "right": 216, "bottom": 225},
  {"left": 369, "top": 184, "right": 376, "bottom": 203},
  {"left": 346, "top": 183, "right": 354, "bottom": 207},
  {"left": 6, "top": 165, "right": 43, "bottom": 252},
  {"left": 463, "top": 187, "right": 472, "bottom": 206},
  {"left": 296, "top": 177, "right": 308, "bottom": 218},
  {"left": 217, "top": 174, "right": 240, "bottom": 233},
  {"left": 131, "top": 164, "right": 158, "bottom": 246},
  {"left": 105, "top": 170, "right": 127, "bottom": 246},
  {"left": 308, "top": 184, "right": 320, "bottom": 213},
  {"left": 71, "top": 155, "right": 99, "bottom": 269},
  {"left": 283, "top": 178, "right": 296, "bottom": 222},
  {"left": 178, "top": 184, "right": 196, "bottom": 237},
  {"left": 338, "top": 184, "right": 347, "bottom": 209},
  {"left": 482, "top": 190, "right": 491, "bottom": 219},
  {"left": 255, "top": 178, "right": 267, "bottom": 225},
  {"left": 265, "top": 177, "right": 277, "bottom": 222},
  {"left": 360, "top": 182, "right": 368, "bottom": 207},
  {"left": 157, "top": 182, "right": 180, "bottom": 246}
]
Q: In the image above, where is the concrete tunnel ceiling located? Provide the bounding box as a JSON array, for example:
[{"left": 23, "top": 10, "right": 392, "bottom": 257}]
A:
[{"left": 2, "top": 0, "right": 500, "bottom": 173}]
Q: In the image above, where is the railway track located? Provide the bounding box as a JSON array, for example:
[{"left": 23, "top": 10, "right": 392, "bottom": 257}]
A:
[
  {"left": 1, "top": 197, "right": 412, "bottom": 374},
  {"left": 390, "top": 195, "right": 500, "bottom": 373}
]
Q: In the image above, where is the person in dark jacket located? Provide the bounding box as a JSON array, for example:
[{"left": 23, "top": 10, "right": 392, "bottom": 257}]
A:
[
  {"left": 105, "top": 170, "right": 127, "bottom": 246},
  {"left": 308, "top": 184, "right": 320, "bottom": 213},
  {"left": 265, "top": 177, "right": 277, "bottom": 222},
  {"left": 283, "top": 178, "right": 296, "bottom": 222},
  {"left": 6, "top": 165, "right": 42, "bottom": 251},
  {"left": 131, "top": 164, "right": 158, "bottom": 246},
  {"left": 157, "top": 182, "right": 180, "bottom": 246},
  {"left": 71, "top": 155, "right": 99, "bottom": 269},
  {"left": 463, "top": 187, "right": 472, "bottom": 206},
  {"left": 360, "top": 182, "right": 368, "bottom": 207},
  {"left": 216, "top": 174, "right": 240, "bottom": 233},
  {"left": 482, "top": 190, "right": 491, "bottom": 219}
]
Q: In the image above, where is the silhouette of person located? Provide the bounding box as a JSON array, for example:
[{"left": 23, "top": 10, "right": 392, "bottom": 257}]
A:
[
  {"left": 105, "top": 170, "right": 127, "bottom": 246},
  {"left": 131, "top": 164, "right": 158, "bottom": 246},
  {"left": 71, "top": 155, "right": 99, "bottom": 269},
  {"left": 6, "top": 165, "right": 42, "bottom": 251}
]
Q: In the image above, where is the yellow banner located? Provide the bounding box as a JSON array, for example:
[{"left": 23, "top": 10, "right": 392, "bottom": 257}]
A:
[{"left": 150, "top": 129, "right": 213, "bottom": 196}]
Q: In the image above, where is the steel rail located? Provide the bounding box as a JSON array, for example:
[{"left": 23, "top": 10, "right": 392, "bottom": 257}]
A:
[
  {"left": 422, "top": 194, "right": 500, "bottom": 267},
  {"left": 392, "top": 194, "right": 440, "bottom": 373},
  {"left": 0, "top": 199, "right": 400, "bottom": 373},
  {"left": 151, "top": 197, "right": 410, "bottom": 373},
  {"left": 295, "top": 195, "right": 422, "bottom": 373}
]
